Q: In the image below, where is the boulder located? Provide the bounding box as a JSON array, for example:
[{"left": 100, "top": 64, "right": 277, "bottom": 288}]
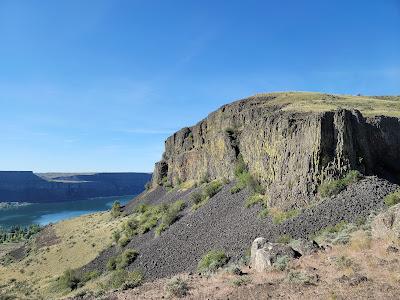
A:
[
  {"left": 250, "top": 237, "right": 298, "bottom": 272},
  {"left": 290, "top": 238, "right": 321, "bottom": 255},
  {"left": 371, "top": 204, "right": 400, "bottom": 240}
]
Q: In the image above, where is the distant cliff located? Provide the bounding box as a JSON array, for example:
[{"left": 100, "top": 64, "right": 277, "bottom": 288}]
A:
[
  {"left": 151, "top": 92, "right": 400, "bottom": 209},
  {"left": 0, "top": 171, "right": 151, "bottom": 202}
]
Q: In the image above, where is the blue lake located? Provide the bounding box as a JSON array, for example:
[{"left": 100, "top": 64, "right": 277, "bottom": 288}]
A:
[{"left": 0, "top": 195, "right": 135, "bottom": 228}]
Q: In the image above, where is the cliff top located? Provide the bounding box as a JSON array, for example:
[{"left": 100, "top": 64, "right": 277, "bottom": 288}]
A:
[{"left": 225, "top": 92, "right": 400, "bottom": 118}]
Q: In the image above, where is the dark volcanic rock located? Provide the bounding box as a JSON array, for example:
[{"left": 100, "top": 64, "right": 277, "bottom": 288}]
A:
[{"left": 82, "top": 176, "right": 398, "bottom": 281}]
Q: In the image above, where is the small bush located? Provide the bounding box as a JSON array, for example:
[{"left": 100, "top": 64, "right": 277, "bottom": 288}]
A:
[
  {"left": 118, "top": 236, "right": 131, "bottom": 247},
  {"left": 200, "top": 173, "right": 210, "bottom": 184},
  {"left": 112, "top": 231, "right": 121, "bottom": 243},
  {"left": 119, "top": 249, "right": 139, "bottom": 268},
  {"left": 246, "top": 193, "right": 268, "bottom": 208},
  {"left": 107, "top": 257, "right": 117, "bottom": 271},
  {"left": 111, "top": 201, "right": 122, "bottom": 218},
  {"left": 165, "top": 277, "right": 189, "bottom": 298},
  {"left": 312, "top": 221, "right": 356, "bottom": 245},
  {"left": 319, "top": 170, "right": 363, "bottom": 197},
  {"left": 286, "top": 270, "right": 317, "bottom": 285},
  {"left": 258, "top": 207, "right": 269, "bottom": 218},
  {"left": 107, "top": 269, "right": 143, "bottom": 290},
  {"left": 384, "top": 190, "right": 400, "bottom": 206},
  {"left": 57, "top": 269, "right": 81, "bottom": 291},
  {"left": 197, "top": 250, "right": 229, "bottom": 273},
  {"left": 231, "top": 276, "right": 251, "bottom": 286},
  {"left": 270, "top": 208, "right": 299, "bottom": 224},
  {"left": 273, "top": 255, "right": 289, "bottom": 271},
  {"left": 82, "top": 270, "right": 101, "bottom": 282},
  {"left": 155, "top": 223, "right": 167, "bottom": 237},
  {"left": 277, "top": 234, "right": 292, "bottom": 244},
  {"left": 334, "top": 255, "right": 353, "bottom": 269},
  {"left": 204, "top": 180, "right": 223, "bottom": 198},
  {"left": 190, "top": 192, "right": 203, "bottom": 205}
]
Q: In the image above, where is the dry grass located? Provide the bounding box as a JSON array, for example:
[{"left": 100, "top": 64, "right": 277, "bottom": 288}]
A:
[
  {"left": 248, "top": 92, "right": 400, "bottom": 117},
  {"left": 0, "top": 211, "right": 127, "bottom": 299},
  {"left": 109, "top": 228, "right": 400, "bottom": 300}
]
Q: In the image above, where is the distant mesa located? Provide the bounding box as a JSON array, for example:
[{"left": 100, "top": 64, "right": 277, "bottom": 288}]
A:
[{"left": 0, "top": 171, "right": 152, "bottom": 203}]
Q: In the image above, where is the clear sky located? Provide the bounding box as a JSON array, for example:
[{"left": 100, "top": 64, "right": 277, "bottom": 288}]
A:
[{"left": 0, "top": 0, "right": 399, "bottom": 173}]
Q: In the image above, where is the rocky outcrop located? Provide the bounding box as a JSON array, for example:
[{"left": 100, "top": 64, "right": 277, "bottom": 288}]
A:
[
  {"left": 151, "top": 94, "right": 400, "bottom": 209},
  {"left": 0, "top": 171, "right": 151, "bottom": 203},
  {"left": 371, "top": 203, "right": 400, "bottom": 240},
  {"left": 250, "top": 238, "right": 299, "bottom": 272}
]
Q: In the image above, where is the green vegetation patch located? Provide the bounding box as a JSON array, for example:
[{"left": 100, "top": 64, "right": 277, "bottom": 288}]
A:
[
  {"left": 311, "top": 221, "right": 356, "bottom": 245},
  {"left": 319, "top": 170, "right": 363, "bottom": 198},
  {"left": 115, "top": 199, "right": 186, "bottom": 243},
  {"left": 107, "top": 249, "right": 139, "bottom": 271},
  {"left": 384, "top": 190, "right": 400, "bottom": 206},
  {"left": 165, "top": 277, "right": 189, "bottom": 298},
  {"left": 0, "top": 224, "right": 41, "bottom": 244},
  {"left": 111, "top": 201, "right": 122, "bottom": 218},
  {"left": 197, "top": 250, "right": 229, "bottom": 273},
  {"left": 104, "top": 269, "right": 143, "bottom": 290},
  {"left": 269, "top": 208, "right": 299, "bottom": 224},
  {"left": 191, "top": 180, "right": 223, "bottom": 211},
  {"left": 155, "top": 200, "right": 186, "bottom": 236}
]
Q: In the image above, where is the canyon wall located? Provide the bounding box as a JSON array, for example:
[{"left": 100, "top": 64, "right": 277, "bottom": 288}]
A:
[
  {"left": 152, "top": 95, "right": 400, "bottom": 209},
  {"left": 0, "top": 171, "right": 151, "bottom": 202}
]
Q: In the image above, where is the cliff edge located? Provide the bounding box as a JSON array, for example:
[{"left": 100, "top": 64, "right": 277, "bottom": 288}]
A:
[{"left": 151, "top": 92, "right": 400, "bottom": 208}]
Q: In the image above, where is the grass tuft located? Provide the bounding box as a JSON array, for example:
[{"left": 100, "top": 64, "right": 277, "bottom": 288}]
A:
[{"left": 197, "top": 250, "right": 229, "bottom": 273}]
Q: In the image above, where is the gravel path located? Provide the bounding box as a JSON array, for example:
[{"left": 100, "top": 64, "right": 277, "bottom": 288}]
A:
[{"left": 82, "top": 176, "right": 398, "bottom": 281}]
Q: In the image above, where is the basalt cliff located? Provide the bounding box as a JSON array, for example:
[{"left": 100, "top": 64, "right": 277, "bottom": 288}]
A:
[{"left": 152, "top": 92, "right": 400, "bottom": 209}]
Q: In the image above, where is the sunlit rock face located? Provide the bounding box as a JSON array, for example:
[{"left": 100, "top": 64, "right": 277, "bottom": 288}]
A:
[{"left": 152, "top": 93, "right": 400, "bottom": 209}]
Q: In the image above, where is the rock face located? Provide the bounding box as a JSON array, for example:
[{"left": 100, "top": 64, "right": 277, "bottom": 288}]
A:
[
  {"left": 0, "top": 171, "right": 151, "bottom": 203},
  {"left": 151, "top": 93, "right": 400, "bottom": 209},
  {"left": 371, "top": 204, "right": 400, "bottom": 240},
  {"left": 250, "top": 237, "right": 298, "bottom": 272}
]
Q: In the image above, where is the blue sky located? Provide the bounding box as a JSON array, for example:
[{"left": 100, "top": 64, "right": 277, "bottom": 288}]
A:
[{"left": 0, "top": 0, "right": 399, "bottom": 172}]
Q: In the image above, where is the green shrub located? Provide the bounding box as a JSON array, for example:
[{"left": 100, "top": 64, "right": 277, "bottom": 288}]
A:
[
  {"left": 204, "top": 180, "right": 223, "bottom": 198},
  {"left": 107, "top": 257, "right": 118, "bottom": 271},
  {"left": 273, "top": 255, "right": 290, "bottom": 271},
  {"left": 258, "top": 207, "right": 269, "bottom": 218},
  {"left": 82, "top": 270, "right": 101, "bottom": 282},
  {"left": 200, "top": 173, "right": 210, "bottom": 184},
  {"left": 165, "top": 277, "right": 189, "bottom": 297},
  {"left": 107, "top": 269, "right": 143, "bottom": 290},
  {"left": 246, "top": 193, "right": 268, "bottom": 208},
  {"left": 277, "top": 234, "right": 292, "bottom": 244},
  {"left": 118, "top": 236, "right": 131, "bottom": 247},
  {"left": 190, "top": 192, "right": 203, "bottom": 205},
  {"left": 312, "top": 221, "right": 356, "bottom": 245},
  {"left": 111, "top": 201, "right": 122, "bottom": 218},
  {"left": 270, "top": 209, "right": 299, "bottom": 224},
  {"left": 197, "top": 250, "right": 229, "bottom": 273},
  {"left": 384, "top": 190, "right": 400, "bottom": 206},
  {"left": 319, "top": 170, "right": 363, "bottom": 197},
  {"left": 155, "top": 223, "right": 167, "bottom": 237},
  {"left": 119, "top": 249, "right": 139, "bottom": 268},
  {"left": 112, "top": 231, "right": 121, "bottom": 243},
  {"left": 57, "top": 269, "right": 81, "bottom": 291}
]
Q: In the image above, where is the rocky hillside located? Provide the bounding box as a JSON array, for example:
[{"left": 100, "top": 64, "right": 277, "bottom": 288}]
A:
[{"left": 152, "top": 92, "right": 400, "bottom": 209}]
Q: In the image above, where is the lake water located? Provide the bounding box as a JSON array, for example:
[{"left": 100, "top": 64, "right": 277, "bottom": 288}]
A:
[{"left": 0, "top": 195, "right": 135, "bottom": 228}]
